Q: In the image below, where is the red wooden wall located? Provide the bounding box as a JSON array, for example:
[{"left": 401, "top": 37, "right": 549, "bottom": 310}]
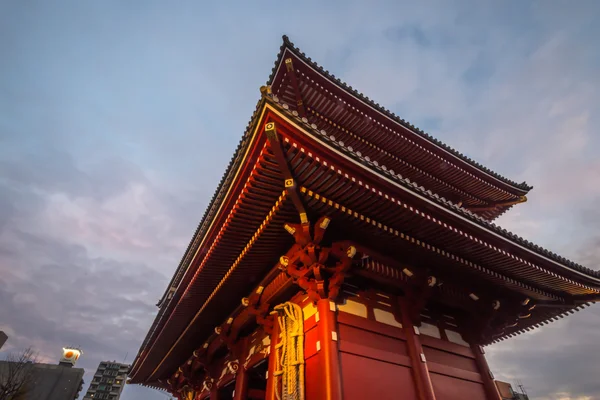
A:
[
  {"left": 296, "top": 289, "right": 493, "bottom": 400},
  {"left": 191, "top": 289, "right": 498, "bottom": 399}
]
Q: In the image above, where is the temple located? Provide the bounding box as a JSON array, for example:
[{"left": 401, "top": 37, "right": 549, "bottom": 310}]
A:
[{"left": 128, "top": 36, "right": 600, "bottom": 400}]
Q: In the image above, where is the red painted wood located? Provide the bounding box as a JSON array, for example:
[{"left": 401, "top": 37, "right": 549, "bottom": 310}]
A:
[
  {"left": 304, "top": 355, "right": 321, "bottom": 400},
  {"left": 422, "top": 347, "right": 479, "bottom": 373},
  {"left": 233, "top": 341, "right": 249, "bottom": 400},
  {"left": 400, "top": 299, "right": 437, "bottom": 400},
  {"left": 247, "top": 388, "right": 266, "bottom": 399},
  {"left": 426, "top": 362, "right": 483, "bottom": 384},
  {"left": 337, "top": 310, "right": 407, "bottom": 341},
  {"left": 303, "top": 315, "right": 318, "bottom": 333},
  {"left": 210, "top": 385, "right": 219, "bottom": 400},
  {"left": 265, "top": 319, "right": 279, "bottom": 400},
  {"left": 337, "top": 323, "right": 411, "bottom": 367},
  {"left": 340, "top": 352, "right": 417, "bottom": 400},
  {"left": 304, "top": 323, "right": 319, "bottom": 360},
  {"left": 420, "top": 336, "right": 475, "bottom": 359},
  {"left": 316, "top": 299, "right": 343, "bottom": 400},
  {"left": 336, "top": 305, "right": 419, "bottom": 398},
  {"left": 471, "top": 344, "right": 502, "bottom": 400},
  {"left": 430, "top": 372, "right": 487, "bottom": 400}
]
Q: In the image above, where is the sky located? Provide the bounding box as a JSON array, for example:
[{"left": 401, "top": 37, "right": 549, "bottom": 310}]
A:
[{"left": 1, "top": 1, "right": 599, "bottom": 399}]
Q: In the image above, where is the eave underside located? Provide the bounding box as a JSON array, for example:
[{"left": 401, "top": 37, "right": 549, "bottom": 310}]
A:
[
  {"left": 130, "top": 104, "right": 599, "bottom": 386},
  {"left": 270, "top": 43, "right": 530, "bottom": 220}
]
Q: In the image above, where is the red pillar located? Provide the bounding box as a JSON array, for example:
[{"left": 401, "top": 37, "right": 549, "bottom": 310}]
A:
[
  {"left": 399, "top": 299, "right": 437, "bottom": 400},
  {"left": 233, "top": 339, "right": 250, "bottom": 400},
  {"left": 265, "top": 319, "right": 280, "bottom": 400},
  {"left": 209, "top": 385, "right": 219, "bottom": 400},
  {"left": 471, "top": 344, "right": 502, "bottom": 400},
  {"left": 316, "top": 298, "right": 343, "bottom": 400}
]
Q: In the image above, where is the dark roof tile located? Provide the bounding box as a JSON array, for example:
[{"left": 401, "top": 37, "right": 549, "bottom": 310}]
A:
[
  {"left": 272, "top": 36, "right": 533, "bottom": 192},
  {"left": 266, "top": 96, "right": 600, "bottom": 281}
]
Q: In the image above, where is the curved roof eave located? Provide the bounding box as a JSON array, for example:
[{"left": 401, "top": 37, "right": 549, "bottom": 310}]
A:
[
  {"left": 264, "top": 97, "right": 600, "bottom": 284},
  {"left": 269, "top": 35, "right": 533, "bottom": 194}
]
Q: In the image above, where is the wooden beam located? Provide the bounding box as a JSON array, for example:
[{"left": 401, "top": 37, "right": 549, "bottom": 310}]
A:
[
  {"left": 399, "top": 298, "right": 437, "bottom": 400},
  {"left": 233, "top": 338, "right": 250, "bottom": 400},
  {"left": 465, "top": 196, "right": 527, "bottom": 211},
  {"left": 210, "top": 385, "right": 220, "bottom": 400},
  {"left": 265, "top": 121, "right": 309, "bottom": 227},
  {"left": 285, "top": 58, "right": 307, "bottom": 117},
  {"left": 471, "top": 345, "right": 502, "bottom": 400},
  {"left": 572, "top": 293, "right": 600, "bottom": 304},
  {"left": 265, "top": 317, "right": 280, "bottom": 400}
]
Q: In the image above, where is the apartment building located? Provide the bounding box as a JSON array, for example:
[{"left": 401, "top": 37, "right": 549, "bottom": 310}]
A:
[{"left": 83, "top": 361, "right": 129, "bottom": 400}]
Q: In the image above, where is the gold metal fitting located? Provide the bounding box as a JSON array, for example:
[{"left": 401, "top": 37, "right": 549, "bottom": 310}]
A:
[
  {"left": 285, "top": 58, "right": 294, "bottom": 72},
  {"left": 300, "top": 212, "right": 308, "bottom": 224},
  {"left": 346, "top": 245, "right": 357, "bottom": 258},
  {"left": 265, "top": 122, "right": 278, "bottom": 140},
  {"left": 284, "top": 223, "right": 296, "bottom": 235},
  {"left": 260, "top": 85, "right": 272, "bottom": 95},
  {"left": 319, "top": 217, "right": 331, "bottom": 229},
  {"left": 492, "top": 300, "right": 501, "bottom": 310}
]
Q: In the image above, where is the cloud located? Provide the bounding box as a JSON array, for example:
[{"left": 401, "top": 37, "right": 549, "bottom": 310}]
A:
[
  {"left": 1, "top": 1, "right": 599, "bottom": 400},
  {"left": 0, "top": 145, "right": 198, "bottom": 397},
  {"left": 0, "top": 229, "right": 166, "bottom": 389}
]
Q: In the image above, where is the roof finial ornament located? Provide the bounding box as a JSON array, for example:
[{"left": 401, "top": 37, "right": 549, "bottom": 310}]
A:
[{"left": 260, "top": 85, "right": 272, "bottom": 97}]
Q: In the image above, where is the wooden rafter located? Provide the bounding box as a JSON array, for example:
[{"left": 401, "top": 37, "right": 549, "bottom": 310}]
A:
[
  {"left": 284, "top": 57, "right": 307, "bottom": 117},
  {"left": 464, "top": 196, "right": 528, "bottom": 211},
  {"left": 265, "top": 121, "right": 308, "bottom": 226}
]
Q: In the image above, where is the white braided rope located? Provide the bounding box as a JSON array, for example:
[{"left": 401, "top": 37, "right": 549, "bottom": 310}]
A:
[{"left": 273, "top": 302, "right": 305, "bottom": 400}]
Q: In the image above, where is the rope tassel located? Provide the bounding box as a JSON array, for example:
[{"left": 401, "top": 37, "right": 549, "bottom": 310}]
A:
[{"left": 272, "top": 302, "right": 305, "bottom": 400}]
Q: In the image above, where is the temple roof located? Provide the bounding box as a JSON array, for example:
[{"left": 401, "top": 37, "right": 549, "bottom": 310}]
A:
[
  {"left": 264, "top": 96, "right": 600, "bottom": 282},
  {"left": 272, "top": 35, "right": 533, "bottom": 192},
  {"left": 268, "top": 35, "right": 532, "bottom": 220},
  {"left": 130, "top": 36, "right": 599, "bottom": 387}
]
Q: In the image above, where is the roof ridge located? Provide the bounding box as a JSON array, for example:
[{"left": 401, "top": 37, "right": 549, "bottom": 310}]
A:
[
  {"left": 265, "top": 95, "right": 600, "bottom": 281},
  {"left": 273, "top": 35, "right": 533, "bottom": 193}
]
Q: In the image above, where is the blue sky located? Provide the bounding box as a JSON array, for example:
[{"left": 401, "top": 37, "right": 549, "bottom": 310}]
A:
[{"left": 1, "top": 1, "right": 599, "bottom": 399}]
